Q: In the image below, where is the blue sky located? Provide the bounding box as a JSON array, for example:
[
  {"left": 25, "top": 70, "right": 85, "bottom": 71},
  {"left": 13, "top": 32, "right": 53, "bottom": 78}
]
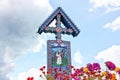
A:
[{"left": 0, "top": 0, "right": 120, "bottom": 80}]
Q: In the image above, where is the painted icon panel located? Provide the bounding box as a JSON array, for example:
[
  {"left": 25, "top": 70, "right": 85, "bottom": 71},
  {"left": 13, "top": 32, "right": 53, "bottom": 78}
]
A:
[
  {"left": 47, "top": 40, "right": 71, "bottom": 78},
  {"left": 52, "top": 44, "right": 67, "bottom": 69}
]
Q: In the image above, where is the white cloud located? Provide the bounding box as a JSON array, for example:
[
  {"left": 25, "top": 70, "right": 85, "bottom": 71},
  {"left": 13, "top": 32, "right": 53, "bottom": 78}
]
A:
[
  {"left": 74, "top": 51, "right": 83, "bottom": 64},
  {"left": 32, "top": 35, "right": 46, "bottom": 53},
  {"left": 0, "top": 0, "right": 52, "bottom": 80},
  {"left": 34, "top": 0, "right": 52, "bottom": 10},
  {"left": 0, "top": 0, "right": 10, "bottom": 12},
  {"left": 95, "top": 45, "right": 120, "bottom": 67},
  {"left": 18, "top": 68, "right": 43, "bottom": 80},
  {"left": 103, "top": 16, "right": 120, "bottom": 31},
  {"left": 89, "top": 0, "right": 120, "bottom": 13}
]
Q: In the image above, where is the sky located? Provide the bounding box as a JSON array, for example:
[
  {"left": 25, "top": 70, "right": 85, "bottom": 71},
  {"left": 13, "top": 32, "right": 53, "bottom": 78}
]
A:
[{"left": 0, "top": 0, "right": 120, "bottom": 80}]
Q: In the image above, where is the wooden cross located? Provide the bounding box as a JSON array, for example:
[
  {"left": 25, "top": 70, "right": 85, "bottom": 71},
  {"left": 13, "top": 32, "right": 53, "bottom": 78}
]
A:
[
  {"left": 38, "top": 7, "right": 80, "bottom": 40},
  {"left": 44, "top": 14, "right": 73, "bottom": 40},
  {"left": 38, "top": 7, "right": 80, "bottom": 80}
]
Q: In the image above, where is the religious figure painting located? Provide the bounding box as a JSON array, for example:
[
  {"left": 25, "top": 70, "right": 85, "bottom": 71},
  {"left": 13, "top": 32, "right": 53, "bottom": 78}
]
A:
[{"left": 52, "top": 47, "right": 67, "bottom": 67}]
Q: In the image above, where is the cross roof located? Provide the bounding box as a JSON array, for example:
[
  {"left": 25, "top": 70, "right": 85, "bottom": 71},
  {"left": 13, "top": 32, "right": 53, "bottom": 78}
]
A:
[{"left": 38, "top": 7, "right": 80, "bottom": 39}]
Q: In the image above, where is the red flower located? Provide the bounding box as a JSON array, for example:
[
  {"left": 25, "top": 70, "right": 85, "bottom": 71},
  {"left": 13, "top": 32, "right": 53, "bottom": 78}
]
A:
[
  {"left": 27, "top": 77, "right": 34, "bottom": 80},
  {"left": 43, "top": 71, "right": 45, "bottom": 74},
  {"left": 43, "top": 66, "right": 46, "bottom": 69},
  {"left": 69, "top": 65, "right": 74, "bottom": 68},
  {"left": 54, "top": 68, "right": 57, "bottom": 72},
  {"left": 47, "top": 71, "right": 51, "bottom": 74},
  {"left": 71, "top": 74, "right": 75, "bottom": 78},
  {"left": 40, "top": 68, "right": 43, "bottom": 71},
  {"left": 105, "top": 61, "right": 116, "bottom": 71},
  {"left": 40, "top": 75, "right": 42, "bottom": 77}
]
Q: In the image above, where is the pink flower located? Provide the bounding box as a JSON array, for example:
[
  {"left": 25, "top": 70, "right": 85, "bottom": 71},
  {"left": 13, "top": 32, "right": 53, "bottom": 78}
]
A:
[
  {"left": 118, "top": 70, "right": 120, "bottom": 76},
  {"left": 105, "top": 61, "right": 116, "bottom": 71},
  {"left": 87, "top": 63, "right": 93, "bottom": 71},
  {"left": 79, "top": 67, "right": 84, "bottom": 74},
  {"left": 93, "top": 63, "right": 101, "bottom": 70}
]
